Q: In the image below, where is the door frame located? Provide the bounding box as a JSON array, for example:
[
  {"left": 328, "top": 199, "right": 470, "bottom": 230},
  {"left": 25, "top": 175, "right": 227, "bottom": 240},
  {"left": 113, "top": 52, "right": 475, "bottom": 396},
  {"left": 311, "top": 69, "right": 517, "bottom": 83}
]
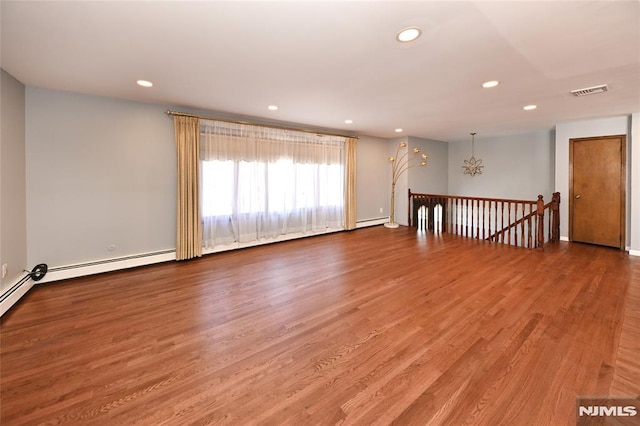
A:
[{"left": 569, "top": 135, "right": 626, "bottom": 249}]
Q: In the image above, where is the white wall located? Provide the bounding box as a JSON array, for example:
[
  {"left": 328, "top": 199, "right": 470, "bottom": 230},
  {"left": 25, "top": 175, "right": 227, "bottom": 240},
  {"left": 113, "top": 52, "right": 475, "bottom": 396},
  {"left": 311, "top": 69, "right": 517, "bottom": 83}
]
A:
[
  {"left": 388, "top": 137, "right": 408, "bottom": 226},
  {"left": 631, "top": 113, "right": 640, "bottom": 254},
  {"left": 1, "top": 69, "right": 27, "bottom": 293},
  {"left": 356, "top": 135, "right": 390, "bottom": 223},
  {"left": 26, "top": 87, "right": 177, "bottom": 267},
  {"left": 408, "top": 136, "right": 449, "bottom": 195},
  {"left": 25, "top": 87, "right": 394, "bottom": 270},
  {"left": 448, "top": 130, "right": 555, "bottom": 200},
  {"left": 555, "top": 115, "right": 630, "bottom": 242}
]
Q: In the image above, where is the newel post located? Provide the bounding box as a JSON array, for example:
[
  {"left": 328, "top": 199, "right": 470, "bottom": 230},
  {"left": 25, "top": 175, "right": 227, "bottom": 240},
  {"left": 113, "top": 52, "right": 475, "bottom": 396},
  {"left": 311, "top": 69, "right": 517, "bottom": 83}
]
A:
[
  {"left": 408, "top": 189, "right": 412, "bottom": 227},
  {"left": 551, "top": 192, "right": 561, "bottom": 242},
  {"left": 536, "top": 195, "right": 545, "bottom": 248}
]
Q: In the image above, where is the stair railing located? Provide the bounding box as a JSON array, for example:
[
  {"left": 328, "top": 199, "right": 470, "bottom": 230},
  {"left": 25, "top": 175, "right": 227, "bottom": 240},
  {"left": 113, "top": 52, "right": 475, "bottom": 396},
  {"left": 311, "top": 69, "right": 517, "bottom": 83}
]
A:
[{"left": 408, "top": 190, "right": 560, "bottom": 249}]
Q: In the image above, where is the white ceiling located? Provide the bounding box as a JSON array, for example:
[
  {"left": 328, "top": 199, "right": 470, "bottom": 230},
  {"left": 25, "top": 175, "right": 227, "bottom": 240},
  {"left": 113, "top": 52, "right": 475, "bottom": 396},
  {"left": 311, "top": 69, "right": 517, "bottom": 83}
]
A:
[{"left": 2, "top": 1, "right": 639, "bottom": 142}]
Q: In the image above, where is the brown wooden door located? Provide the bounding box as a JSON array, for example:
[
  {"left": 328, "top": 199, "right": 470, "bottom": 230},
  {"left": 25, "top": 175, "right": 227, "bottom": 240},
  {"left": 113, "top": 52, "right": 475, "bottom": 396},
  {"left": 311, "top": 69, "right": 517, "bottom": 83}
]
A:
[{"left": 569, "top": 135, "right": 626, "bottom": 248}]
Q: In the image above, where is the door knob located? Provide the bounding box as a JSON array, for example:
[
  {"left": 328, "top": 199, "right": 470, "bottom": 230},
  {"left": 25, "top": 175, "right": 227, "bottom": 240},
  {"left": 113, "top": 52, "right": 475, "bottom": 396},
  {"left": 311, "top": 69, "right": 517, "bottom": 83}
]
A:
[{"left": 575, "top": 194, "right": 581, "bottom": 199}]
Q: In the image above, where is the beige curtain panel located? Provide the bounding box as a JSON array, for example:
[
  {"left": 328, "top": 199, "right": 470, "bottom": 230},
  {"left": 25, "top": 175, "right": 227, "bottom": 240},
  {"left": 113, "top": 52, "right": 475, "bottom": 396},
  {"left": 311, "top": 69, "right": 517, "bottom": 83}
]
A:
[
  {"left": 174, "top": 115, "right": 203, "bottom": 260},
  {"left": 344, "top": 137, "right": 357, "bottom": 230}
]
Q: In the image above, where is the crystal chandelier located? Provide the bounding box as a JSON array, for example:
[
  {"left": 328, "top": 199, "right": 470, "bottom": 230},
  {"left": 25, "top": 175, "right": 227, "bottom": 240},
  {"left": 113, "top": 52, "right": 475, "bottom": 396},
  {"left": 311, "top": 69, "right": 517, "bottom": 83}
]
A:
[{"left": 462, "top": 132, "right": 484, "bottom": 176}]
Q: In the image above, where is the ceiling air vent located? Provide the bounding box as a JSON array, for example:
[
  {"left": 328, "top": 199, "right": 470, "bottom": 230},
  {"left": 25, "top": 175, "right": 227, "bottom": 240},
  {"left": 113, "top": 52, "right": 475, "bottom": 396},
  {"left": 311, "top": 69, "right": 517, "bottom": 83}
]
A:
[{"left": 571, "top": 84, "right": 608, "bottom": 97}]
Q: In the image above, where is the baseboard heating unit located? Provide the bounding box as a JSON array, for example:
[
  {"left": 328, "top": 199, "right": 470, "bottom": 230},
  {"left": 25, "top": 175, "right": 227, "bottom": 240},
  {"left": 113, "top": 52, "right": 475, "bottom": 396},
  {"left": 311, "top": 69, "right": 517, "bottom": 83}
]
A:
[
  {"left": 40, "top": 250, "right": 177, "bottom": 284},
  {"left": 356, "top": 217, "right": 389, "bottom": 228},
  {"left": 1, "top": 264, "right": 49, "bottom": 316}
]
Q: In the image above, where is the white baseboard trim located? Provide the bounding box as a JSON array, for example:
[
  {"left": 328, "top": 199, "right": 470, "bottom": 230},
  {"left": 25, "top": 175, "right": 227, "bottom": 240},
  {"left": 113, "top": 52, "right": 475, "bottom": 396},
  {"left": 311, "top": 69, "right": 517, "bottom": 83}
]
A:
[
  {"left": 356, "top": 217, "right": 389, "bottom": 228},
  {"left": 0, "top": 273, "right": 33, "bottom": 317},
  {"left": 37, "top": 250, "right": 176, "bottom": 284},
  {"left": 558, "top": 237, "right": 638, "bottom": 256}
]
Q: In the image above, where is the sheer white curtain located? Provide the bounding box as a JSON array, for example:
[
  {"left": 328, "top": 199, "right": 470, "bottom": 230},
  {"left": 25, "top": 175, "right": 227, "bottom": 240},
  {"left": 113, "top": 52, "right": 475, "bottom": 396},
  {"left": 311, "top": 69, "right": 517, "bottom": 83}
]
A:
[{"left": 200, "top": 119, "right": 345, "bottom": 249}]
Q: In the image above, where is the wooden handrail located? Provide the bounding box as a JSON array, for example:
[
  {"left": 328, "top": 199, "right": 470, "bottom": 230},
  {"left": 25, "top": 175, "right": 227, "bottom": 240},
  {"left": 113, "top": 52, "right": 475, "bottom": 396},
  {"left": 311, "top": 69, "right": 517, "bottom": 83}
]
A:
[
  {"left": 490, "top": 195, "right": 558, "bottom": 243},
  {"left": 408, "top": 190, "right": 561, "bottom": 249},
  {"left": 489, "top": 209, "right": 537, "bottom": 241},
  {"left": 408, "top": 193, "right": 541, "bottom": 205}
]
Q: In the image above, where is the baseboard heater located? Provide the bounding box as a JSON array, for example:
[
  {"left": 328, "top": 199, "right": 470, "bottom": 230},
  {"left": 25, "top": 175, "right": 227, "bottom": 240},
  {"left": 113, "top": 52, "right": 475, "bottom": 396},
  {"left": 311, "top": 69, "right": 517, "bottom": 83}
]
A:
[
  {"left": 356, "top": 217, "right": 389, "bottom": 228},
  {"left": 1, "top": 251, "right": 176, "bottom": 316},
  {"left": 39, "top": 249, "right": 177, "bottom": 284},
  {"left": 0, "top": 274, "right": 31, "bottom": 306},
  {"left": 1, "top": 264, "right": 49, "bottom": 316},
  {"left": 48, "top": 250, "right": 175, "bottom": 273}
]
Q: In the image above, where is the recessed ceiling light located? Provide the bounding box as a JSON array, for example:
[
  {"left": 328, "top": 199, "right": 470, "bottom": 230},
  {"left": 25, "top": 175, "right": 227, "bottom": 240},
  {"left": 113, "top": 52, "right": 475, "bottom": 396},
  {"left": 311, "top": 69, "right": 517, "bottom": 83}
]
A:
[
  {"left": 396, "top": 27, "right": 421, "bottom": 43},
  {"left": 344, "top": 119, "right": 353, "bottom": 124},
  {"left": 482, "top": 80, "right": 500, "bottom": 88},
  {"left": 395, "top": 128, "right": 403, "bottom": 133},
  {"left": 523, "top": 104, "right": 537, "bottom": 111},
  {"left": 136, "top": 80, "right": 153, "bottom": 87},
  {"left": 267, "top": 105, "right": 279, "bottom": 111}
]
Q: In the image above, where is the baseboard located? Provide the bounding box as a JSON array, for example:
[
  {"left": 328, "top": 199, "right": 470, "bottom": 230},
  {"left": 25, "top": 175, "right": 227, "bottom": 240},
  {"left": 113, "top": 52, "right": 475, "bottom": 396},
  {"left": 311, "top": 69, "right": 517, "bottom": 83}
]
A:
[
  {"left": 37, "top": 250, "right": 176, "bottom": 284},
  {"left": 0, "top": 273, "right": 34, "bottom": 317},
  {"left": 356, "top": 217, "right": 389, "bottom": 228},
  {"left": 559, "top": 237, "right": 637, "bottom": 255}
]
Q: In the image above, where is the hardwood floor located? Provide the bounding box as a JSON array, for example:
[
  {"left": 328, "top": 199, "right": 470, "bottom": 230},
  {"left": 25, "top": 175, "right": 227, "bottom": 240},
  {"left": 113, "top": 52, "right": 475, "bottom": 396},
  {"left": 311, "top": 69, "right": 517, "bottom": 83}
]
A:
[{"left": 1, "top": 226, "right": 638, "bottom": 425}]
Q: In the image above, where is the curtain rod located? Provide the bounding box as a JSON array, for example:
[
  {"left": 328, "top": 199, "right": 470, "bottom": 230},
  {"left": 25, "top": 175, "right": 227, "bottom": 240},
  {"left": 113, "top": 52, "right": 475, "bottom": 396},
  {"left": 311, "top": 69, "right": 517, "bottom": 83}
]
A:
[{"left": 165, "top": 110, "right": 358, "bottom": 140}]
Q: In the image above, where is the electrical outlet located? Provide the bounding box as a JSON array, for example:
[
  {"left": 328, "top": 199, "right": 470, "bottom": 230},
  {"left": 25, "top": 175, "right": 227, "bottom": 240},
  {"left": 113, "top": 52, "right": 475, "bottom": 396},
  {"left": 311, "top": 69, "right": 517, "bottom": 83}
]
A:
[
  {"left": 379, "top": 207, "right": 383, "bottom": 213},
  {"left": 2, "top": 264, "right": 7, "bottom": 279}
]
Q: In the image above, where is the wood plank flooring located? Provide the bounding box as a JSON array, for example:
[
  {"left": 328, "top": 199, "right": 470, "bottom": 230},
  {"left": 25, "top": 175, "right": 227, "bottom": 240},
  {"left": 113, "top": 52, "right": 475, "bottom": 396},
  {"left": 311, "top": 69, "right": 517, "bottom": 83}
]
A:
[{"left": 1, "top": 226, "right": 639, "bottom": 425}]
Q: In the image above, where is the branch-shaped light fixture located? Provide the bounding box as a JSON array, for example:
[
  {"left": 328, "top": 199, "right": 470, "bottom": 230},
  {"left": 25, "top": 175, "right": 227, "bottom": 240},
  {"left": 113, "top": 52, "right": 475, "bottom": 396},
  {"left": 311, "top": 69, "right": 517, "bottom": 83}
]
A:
[{"left": 385, "top": 142, "right": 428, "bottom": 228}]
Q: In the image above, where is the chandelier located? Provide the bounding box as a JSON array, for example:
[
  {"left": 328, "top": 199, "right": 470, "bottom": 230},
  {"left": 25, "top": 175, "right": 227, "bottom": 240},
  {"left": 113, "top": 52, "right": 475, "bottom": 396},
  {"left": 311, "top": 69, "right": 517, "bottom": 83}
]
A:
[{"left": 462, "top": 132, "right": 484, "bottom": 176}]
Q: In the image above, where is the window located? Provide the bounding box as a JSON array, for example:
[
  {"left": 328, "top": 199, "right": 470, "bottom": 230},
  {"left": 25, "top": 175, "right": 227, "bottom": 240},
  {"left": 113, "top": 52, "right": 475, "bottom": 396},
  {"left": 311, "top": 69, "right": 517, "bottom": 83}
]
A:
[
  {"left": 201, "top": 159, "right": 343, "bottom": 217},
  {"left": 200, "top": 120, "right": 346, "bottom": 248}
]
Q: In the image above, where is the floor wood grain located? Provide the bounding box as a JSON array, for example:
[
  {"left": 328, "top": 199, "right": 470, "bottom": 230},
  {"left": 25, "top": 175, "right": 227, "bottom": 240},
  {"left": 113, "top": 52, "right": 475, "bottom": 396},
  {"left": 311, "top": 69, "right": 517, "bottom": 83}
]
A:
[{"left": 1, "top": 226, "right": 638, "bottom": 425}]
